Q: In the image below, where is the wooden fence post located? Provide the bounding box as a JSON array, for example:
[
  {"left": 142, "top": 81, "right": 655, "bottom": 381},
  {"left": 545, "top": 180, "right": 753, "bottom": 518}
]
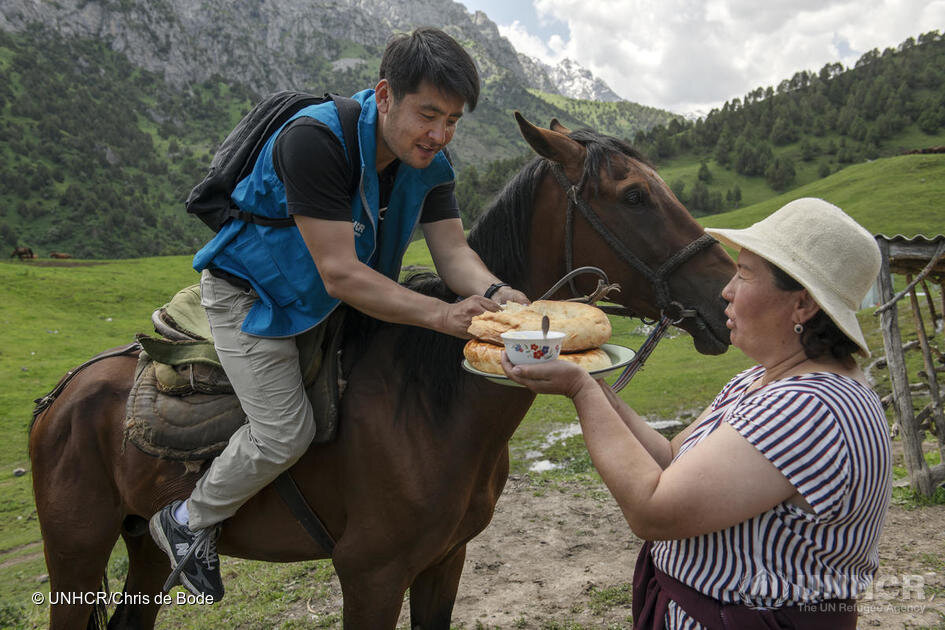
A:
[
  {"left": 907, "top": 277, "right": 945, "bottom": 484},
  {"left": 877, "top": 240, "right": 933, "bottom": 495}
]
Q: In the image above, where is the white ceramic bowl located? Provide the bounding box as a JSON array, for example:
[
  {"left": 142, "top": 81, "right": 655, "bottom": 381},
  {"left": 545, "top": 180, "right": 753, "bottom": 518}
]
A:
[{"left": 500, "top": 330, "right": 566, "bottom": 365}]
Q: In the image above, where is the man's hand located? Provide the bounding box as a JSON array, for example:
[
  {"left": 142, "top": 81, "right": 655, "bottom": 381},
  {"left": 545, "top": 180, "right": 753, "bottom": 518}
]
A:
[
  {"left": 489, "top": 285, "right": 529, "bottom": 306},
  {"left": 500, "top": 352, "right": 597, "bottom": 398},
  {"left": 440, "top": 295, "right": 500, "bottom": 338}
]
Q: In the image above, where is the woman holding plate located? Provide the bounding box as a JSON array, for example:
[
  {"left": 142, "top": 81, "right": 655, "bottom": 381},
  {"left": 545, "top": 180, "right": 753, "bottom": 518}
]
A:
[{"left": 502, "top": 198, "right": 890, "bottom": 630}]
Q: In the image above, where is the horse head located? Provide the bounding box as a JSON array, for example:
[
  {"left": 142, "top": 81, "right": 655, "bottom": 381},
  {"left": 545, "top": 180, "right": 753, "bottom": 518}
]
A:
[{"left": 511, "top": 113, "right": 733, "bottom": 355}]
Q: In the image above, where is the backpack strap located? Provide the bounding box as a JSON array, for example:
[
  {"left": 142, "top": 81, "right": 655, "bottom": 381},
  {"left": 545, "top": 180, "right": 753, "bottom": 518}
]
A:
[
  {"left": 233, "top": 210, "right": 296, "bottom": 227},
  {"left": 232, "top": 94, "right": 363, "bottom": 229},
  {"left": 328, "top": 94, "right": 362, "bottom": 195}
]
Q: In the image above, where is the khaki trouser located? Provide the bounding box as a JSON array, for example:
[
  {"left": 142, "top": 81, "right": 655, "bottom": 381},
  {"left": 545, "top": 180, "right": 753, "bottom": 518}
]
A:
[{"left": 187, "top": 270, "right": 317, "bottom": 530}]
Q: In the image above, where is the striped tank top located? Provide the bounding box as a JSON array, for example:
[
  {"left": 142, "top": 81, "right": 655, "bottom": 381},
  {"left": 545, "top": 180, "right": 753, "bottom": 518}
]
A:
[{"left": 652, "top": 365, "right": 891, "bottom": 629}]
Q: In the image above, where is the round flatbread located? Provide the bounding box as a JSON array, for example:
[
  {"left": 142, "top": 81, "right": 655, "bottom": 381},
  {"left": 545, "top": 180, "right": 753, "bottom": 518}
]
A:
[
  {"left": 463, "top": 339, "right": 612, "bottom": 375},
  {"left": 467, "top": 300, "right": 611, "bottom": 352}
]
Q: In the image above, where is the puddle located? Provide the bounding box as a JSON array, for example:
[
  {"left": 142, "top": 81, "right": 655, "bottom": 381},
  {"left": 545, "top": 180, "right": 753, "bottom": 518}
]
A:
[{"left": 526, "top": 418, "right": 684, "bottom": 471}]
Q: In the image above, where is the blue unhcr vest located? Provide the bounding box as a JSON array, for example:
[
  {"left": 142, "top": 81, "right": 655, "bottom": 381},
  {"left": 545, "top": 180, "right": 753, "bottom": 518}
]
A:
[{"left": 192, "top": 89, "right": 454, "bottom": 337}]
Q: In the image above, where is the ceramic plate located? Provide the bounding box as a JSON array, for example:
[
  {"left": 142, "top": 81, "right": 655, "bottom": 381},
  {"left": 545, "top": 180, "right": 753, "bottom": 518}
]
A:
[{"left": 462, "top": 343, "right": 637, "bottom": 387}]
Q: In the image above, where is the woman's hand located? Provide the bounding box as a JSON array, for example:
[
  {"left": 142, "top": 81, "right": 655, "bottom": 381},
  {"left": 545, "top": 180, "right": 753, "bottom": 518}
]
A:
[
  {"left": 501, "top": 352, "right": 596, "bottom": 397},
  {"left": 490, "top": 285, "right": 530, "bottom": 306}
]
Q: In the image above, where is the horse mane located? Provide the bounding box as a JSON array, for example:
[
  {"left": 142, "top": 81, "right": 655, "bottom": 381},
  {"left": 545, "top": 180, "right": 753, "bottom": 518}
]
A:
[
  {"left": 343, "top": 127, "right": 649, "bottom": 424},
  {"left": 340, "top": 272, "right": 468, "bottom": 425},
  {"left": 465, "top": 156, "right": 548, "bottom": 290}
]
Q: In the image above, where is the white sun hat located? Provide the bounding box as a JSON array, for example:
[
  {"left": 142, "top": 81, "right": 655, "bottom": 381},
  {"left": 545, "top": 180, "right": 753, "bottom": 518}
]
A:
[{"left": 704, "top": 198, "right": 881, "bottom": 356}]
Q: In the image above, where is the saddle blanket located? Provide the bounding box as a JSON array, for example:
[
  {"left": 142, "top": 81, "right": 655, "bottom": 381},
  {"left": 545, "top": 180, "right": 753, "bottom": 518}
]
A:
[{"left": 124, "top": 285, "right": 346, "bottom": 461}]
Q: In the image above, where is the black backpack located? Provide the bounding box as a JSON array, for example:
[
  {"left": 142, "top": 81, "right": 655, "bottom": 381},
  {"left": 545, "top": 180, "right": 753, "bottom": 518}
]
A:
[{"left": 185, "top": 91, "right": 362, "bottom": 232}]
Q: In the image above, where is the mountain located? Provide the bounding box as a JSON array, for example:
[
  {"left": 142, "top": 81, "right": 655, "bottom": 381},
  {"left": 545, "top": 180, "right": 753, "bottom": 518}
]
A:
[
  {"left": 548, "top": 58, "right": 623, "bottom": 102},
  {"left": 517, "top": 54, "right": 623, "bottom": 102},
  {"left": 0, "top": 0, "right": 671, "bottom": 168},
  {"left": 9, "top": 2, "right": 941, "bottom": 260},
  {"left": 0, "top": 0, "right": 624, "bottom": 111},
  {"left": 0, "top": 0, "right": 680, "bottom": 258}
]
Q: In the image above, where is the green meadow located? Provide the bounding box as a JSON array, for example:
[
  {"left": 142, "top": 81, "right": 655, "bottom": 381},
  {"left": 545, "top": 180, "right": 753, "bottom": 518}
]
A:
[
  {"left": 1, "top": 152, "right": 943, "bottom": 628},
  {"left": 699, "top": 152, "right": 945, "bottom": 236}
]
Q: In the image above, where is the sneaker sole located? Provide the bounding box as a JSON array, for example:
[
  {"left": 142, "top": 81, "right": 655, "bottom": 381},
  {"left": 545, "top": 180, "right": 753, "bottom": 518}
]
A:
[{"left": 148, "top": 513, "right": 178, "bottom": 573}]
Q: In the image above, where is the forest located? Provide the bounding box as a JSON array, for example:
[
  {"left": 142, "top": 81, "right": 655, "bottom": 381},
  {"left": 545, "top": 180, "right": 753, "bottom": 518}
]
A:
[{"left": 628, "top": 30, "right": 945, "bottom": 215}]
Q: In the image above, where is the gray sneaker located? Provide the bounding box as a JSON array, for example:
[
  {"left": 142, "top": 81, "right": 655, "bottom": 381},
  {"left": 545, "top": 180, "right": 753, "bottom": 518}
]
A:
[{"left": 149, "top": 500, "right": 224, "bottom": 601}]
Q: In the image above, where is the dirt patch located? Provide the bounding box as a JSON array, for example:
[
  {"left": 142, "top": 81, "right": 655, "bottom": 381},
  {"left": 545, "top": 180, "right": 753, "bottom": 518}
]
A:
[
  {"left": 450, "top": 477, "right": 945, "bottom": 629},
  {"left": 292, "top": 475, "right": 945, "bottom": 628},
  {"left": 448, "top": 476, "right": 638, "bottom": 629},
  {"left": 0, "top": 550, "right": 43, "bottom": 571},
  {"left": 0, "top": 541, "right": 42, "bottom": 570}
]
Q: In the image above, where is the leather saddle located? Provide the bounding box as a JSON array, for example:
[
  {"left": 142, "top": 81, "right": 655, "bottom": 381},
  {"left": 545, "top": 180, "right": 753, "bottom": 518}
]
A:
[{"left": 124, "top": 284, "right": 346, "bottom": 461}]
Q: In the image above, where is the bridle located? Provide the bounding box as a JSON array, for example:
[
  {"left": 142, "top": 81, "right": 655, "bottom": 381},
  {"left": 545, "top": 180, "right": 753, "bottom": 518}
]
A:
[
  {"left": 546, "top": 164, "right": 719, "bottom": 391},
  {"left": 549, "top": 165, "right": 717, "bottom": 324}
]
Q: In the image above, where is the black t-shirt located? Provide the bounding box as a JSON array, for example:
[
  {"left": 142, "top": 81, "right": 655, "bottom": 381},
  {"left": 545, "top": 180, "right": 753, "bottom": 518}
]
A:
[{"left": 272, "top": 118, "right": 459, "bottom": 222}]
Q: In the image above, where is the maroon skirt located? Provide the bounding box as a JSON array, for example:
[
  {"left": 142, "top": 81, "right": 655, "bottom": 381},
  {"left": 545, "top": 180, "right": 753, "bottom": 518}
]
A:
[{"left": 632, "top": 542, "right": 858, "bottom": 630}]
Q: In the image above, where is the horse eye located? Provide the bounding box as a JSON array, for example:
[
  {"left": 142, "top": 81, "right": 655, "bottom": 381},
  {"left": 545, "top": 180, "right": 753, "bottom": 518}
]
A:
[{"left": 624, "top": 188, "right": 645, "bottom": 206}]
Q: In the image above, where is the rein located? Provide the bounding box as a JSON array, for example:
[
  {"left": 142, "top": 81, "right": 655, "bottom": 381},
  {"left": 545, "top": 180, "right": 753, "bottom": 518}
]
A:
[
  {"left": 538, "top": 265, "right": 680, "bottom": 392},
  {"left": 547, "top": 164, "right": 717, "bottom": 391}
]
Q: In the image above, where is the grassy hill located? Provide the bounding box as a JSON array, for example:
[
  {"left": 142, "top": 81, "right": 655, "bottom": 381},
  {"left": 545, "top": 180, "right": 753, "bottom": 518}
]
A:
[
  {"left": 653, "top": 127, "right": 945, "bottom": 215},
  {"left": 0, "top": 152, "right": 942, "bottom": 627},
  {"left": 634, "top": 31, "right": 945, "bottom": 216},
  {"left": 699, "top": 152, "right": 945, "bottom": 236}
]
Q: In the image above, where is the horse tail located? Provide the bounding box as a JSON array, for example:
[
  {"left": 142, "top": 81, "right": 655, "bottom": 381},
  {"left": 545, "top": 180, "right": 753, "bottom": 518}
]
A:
[{"left": 86, "top": 571, "right": 109, "bottom": 630}]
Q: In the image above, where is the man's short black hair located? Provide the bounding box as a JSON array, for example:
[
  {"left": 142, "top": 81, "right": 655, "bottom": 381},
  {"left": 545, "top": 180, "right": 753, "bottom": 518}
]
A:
[{"left": 379, "top": 26, "right": 480, "bottom": 112}]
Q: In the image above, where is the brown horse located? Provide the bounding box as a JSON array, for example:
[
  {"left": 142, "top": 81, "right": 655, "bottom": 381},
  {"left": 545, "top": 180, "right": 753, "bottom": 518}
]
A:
[
  {"left": 10, "top": 246, "right": 35, "bottom": 260},
  {"left": 29, "top": 114, "right": 735, "bottom": 629},
  {"left": 49, "top": 252, "right": 73, "bottom": 259}
]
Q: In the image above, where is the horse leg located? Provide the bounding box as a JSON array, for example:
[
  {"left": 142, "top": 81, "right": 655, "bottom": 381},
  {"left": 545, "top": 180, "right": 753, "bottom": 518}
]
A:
[
  {"left": 106, "top": 522, "right": 169, "bottom": 629},
  {"left": 334, "top": 561, "right": 411, "bottom": 629},
  {"left": 30, "top": 359, "right": 129, "bottom": 629},
  {"left": 408, "top": 545, "right": 467, "bottom": 630},
  {"left": 39, "top": 511, "right": 120, "bottom": 630}
]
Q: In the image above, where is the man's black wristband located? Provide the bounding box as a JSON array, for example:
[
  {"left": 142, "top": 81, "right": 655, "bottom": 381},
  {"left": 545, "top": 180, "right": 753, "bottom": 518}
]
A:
[{"left": 483, "top": 282, "right": 510, "bottom": 300}]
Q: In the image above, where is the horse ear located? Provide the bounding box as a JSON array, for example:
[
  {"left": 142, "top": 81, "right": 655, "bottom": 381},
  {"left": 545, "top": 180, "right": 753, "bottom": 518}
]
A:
[
  {"left": 514, "top": 112, "right": 585, "bottom": 177},
  {"left": 550, "top": 118, "right": 572, "bottom": 135}
]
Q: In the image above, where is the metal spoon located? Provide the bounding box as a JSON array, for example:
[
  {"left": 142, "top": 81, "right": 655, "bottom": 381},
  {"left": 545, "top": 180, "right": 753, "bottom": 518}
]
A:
[{"left": 541, "top": 314, "right": 550, "bottom": 340}]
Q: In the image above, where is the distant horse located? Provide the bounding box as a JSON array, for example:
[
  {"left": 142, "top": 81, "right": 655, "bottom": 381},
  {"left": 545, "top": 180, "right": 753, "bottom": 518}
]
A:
[
  {"left": 49, "top": 252, "right": 73, "bottom": 259},
  {"left": 29, "top": 114, "right": 734, "bottom": 629},
  {"left": 10, "top": 246, "right": 35, "bottom": 260}
]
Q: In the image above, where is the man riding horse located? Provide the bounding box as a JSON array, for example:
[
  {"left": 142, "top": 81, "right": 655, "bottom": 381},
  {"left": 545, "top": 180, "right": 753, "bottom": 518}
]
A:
[{"left": 149, "top": 26, "right": 528, "bottom": 599}]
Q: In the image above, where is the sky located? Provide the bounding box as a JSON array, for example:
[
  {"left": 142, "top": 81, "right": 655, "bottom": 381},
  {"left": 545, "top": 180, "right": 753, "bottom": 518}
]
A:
[{"left": 457, "top": 0, "right": 945, "bottom": 116}]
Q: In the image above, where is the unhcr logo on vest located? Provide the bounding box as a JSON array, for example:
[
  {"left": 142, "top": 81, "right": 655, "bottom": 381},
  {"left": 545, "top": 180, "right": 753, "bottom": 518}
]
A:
[{"left": 353, "top": 220, "right": 366, "bottom": 237}]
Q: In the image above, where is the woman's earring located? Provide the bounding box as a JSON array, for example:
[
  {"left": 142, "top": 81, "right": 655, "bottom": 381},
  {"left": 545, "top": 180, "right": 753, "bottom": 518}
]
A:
[{"left": 793, "top": 323, "right": 804, "bottom": 334}]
